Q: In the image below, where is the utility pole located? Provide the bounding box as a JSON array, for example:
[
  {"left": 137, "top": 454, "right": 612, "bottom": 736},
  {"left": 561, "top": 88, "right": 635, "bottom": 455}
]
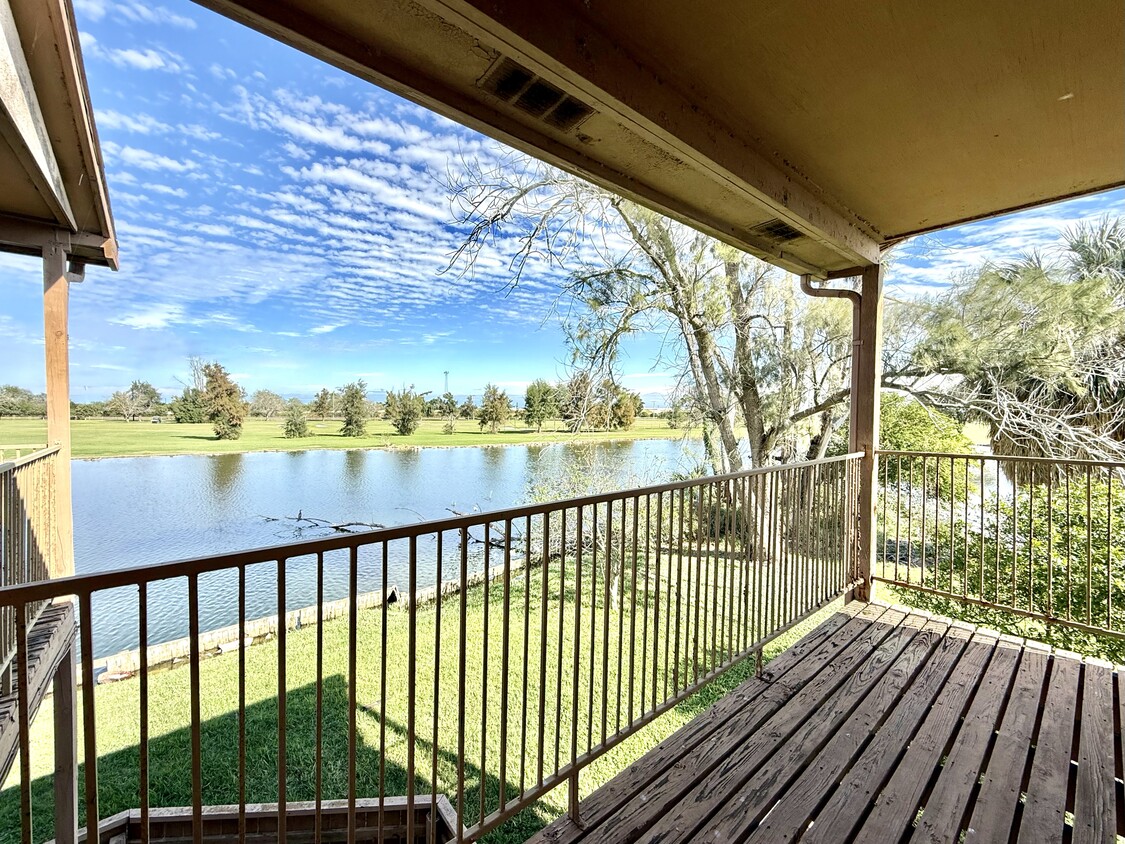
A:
[{"left": 444, "top": 370, "right": 449, "bottom": 393}]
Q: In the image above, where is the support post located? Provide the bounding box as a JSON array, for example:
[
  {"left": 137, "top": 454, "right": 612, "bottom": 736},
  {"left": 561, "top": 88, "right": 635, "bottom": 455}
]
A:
[
  {"left": 43, "top": 234, "right": 74, "bottom": 578},
  {"left": 53, "top": 643, "right": 78, "bottom": 844},
  {"left": 849, "top": 263, "right": 884, "bottom": 602}
]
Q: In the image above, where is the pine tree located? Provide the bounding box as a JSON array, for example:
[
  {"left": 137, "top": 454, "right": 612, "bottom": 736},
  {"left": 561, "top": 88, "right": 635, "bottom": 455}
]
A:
[{"left": 202, "top": 363, "right": 248, "bottom": 440}]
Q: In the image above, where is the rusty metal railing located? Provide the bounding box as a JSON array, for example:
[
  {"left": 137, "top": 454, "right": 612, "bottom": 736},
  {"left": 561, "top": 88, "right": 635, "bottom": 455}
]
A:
[
  {"left": 0, "top": 453, "right": 860, "bottom": 843},
  {"left": 876, "top": 450, "right": 1125, "bottom": 641},
  {"left": 0, "top": 446, "right": 58, "bottom": 696}
]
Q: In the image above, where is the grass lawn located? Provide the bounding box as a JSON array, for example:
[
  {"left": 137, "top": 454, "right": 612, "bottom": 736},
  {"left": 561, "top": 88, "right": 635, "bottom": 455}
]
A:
[
  {"left": 0, "top": 417, "right": 696, "bottom": 460},
  {"left": 0, "top": 560, "right": 837, "bottom": 844}
]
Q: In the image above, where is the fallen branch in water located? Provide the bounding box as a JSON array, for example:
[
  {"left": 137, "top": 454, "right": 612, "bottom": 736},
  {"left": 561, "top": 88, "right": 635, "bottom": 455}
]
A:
[{"left": 260, "top": 512, "right": 386, "bottom": 534}]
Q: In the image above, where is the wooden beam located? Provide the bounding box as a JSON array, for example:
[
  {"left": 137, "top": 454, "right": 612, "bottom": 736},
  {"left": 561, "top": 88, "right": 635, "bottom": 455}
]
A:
[
  {"left": 0, "top": 213, "right": 117, "bottom": 268},
  {"left": 0, "top": 0, "right": 76, "bottom": 230},
  {"left": 849, "top": 263, "right": 883, "bottom": 602},
  {"left": 43, "top": 234, "right": 74, "bottom": 579},
  {"left": 424, "top": 0, "right": 881, "bottom": 265}
]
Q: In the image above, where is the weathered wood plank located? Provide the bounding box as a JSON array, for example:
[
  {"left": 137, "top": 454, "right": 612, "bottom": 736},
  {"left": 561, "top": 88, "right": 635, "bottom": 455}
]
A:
[
  {"left": 850, "top": 626, "right": 1012, "bottom": 842},
  {"left": 609, "top": 607, "right": 908, "bottom": 844},
  {"left": 907, "top": 635, "right": 1025, "bottom": 843},
  {"left": 702, "top": 613, "right": 948, "bottom": 842},
  {"left": 1015, "top": 654, "right": 1082, "bottom": 844},
  {"left": 746, "top": 615, "right": 959, "bottom": 843},
  {"left": 799, "top": 623, "right": 991, "bottom": 844},
  {"left": 963, "top": 641, "right": 1050, "bottom": 843},
  {"left": 1072, "top": 659, "right": 1116, "bottom": 844},
  {"left": 530, "top": 602, "right": 878, "bottom": 843}
]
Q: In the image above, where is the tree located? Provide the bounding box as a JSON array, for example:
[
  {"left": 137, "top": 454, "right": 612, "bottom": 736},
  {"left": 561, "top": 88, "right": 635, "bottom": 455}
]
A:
[
  {"left": 283, "top": 400, "right": 310, "bottom": 438},
  {"left": 311, "top": 388, "right": 334, "bottom": 420},
  {"left": 434, "top": 391, "right": 459, "bottom": 433},
  {"left": 523, "top": 379, "right": 559, "bottom": 432},
  {"left": 385, "top": 386, "right": 428, "bottom": 436},
  {"left": 250, "top": 390, "right": 285, "bottom": 420},
  {"left": 0, "top": 386, "right": 45, "bottom": 417},
  {"left": 447, "top": 152, "right": 855, "bottom": 471},
  {"left": 338, "top": 380, "right": 369, "bottom": 437},
  {"left": 202, "top": 363, "right": 247, "bottom": 439},
  {"left": 559, "top": 372, "right": 612, "bottom": 432},
  {"left": 459, "top": 395, "right": 477, "bottom": 420},
  {"left": 108, "top": 381, "right": 160, "bottom": 421},
  {"left": 170, "top": 387, "right": 207, "bottom": 423},
  {"left": 610, "top": 386, "right": 643, "bottom": 430},
  {"left": 478, "top": 383, "right": 512, "bottom": 433},
  {"left": 72, "top": 401, "right": 107, "bottom": 420},
  {"left": 894, "top": 225, "right": 1125, "bottom": 463}
]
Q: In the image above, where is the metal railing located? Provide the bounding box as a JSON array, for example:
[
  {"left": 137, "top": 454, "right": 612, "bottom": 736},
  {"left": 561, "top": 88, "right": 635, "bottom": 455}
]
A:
[
  {"left": 1, "top": 446, "right": 58, "bottom": 694},
  {"left": 876, "top": 450, "right": 1125, "bottom": 641},
  {"left": 0, "top": 453, "right": 860, "bottom": 843}
]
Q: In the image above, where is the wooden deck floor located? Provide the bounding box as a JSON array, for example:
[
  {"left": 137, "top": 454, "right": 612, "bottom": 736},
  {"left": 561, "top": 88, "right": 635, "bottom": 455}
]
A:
[{"left": 530, "top": 601, "right": 1122, "bottom": 844}]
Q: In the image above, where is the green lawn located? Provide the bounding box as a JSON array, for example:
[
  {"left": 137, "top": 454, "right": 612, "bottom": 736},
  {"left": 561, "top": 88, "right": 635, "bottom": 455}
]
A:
[
  {"left": 0, "top": 560, "right": 836, "bottom": 843},
  {"left": 0, "top": 417, "right": 695, "bottom": 459}
]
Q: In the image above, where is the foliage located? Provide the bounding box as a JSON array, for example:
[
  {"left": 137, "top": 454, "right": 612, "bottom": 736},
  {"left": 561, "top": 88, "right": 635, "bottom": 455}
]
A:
[
  {"left": 870, "top": 394, "right": 972, "bottom": 493},
  {"left": 338, "top": 380, "right": 369, "bottom": 437},
  {"left": 523, "top": 379, "right": 558, "bottom": 432},
  {"left": 458, "top": 395, "right": 476, "bottom": 420},
  {"left": 898, "top": 217, "right": 1125, "bottom": 463},
  {"left": 71, "top": 401, "right": 108, "bottom": 420},
  {"left": 433, "top": 391, "right": 459, "bottom": 433},
  {"left": 202, "top": 363, "right": 247, "bottom": 440},
  {"left": 0, "top": 385, "right": 45, "bottom": 418},
  {"left": 478, "top": 383, "right": 511, "bottom": 433},
  {"left": 109, "top": 381, "right": 161, "bottom": 421},
  {"left": 169, "top": 387, "right": 207, "bottom": 423},
  {"left": 249, "top": 390, "right": 285, "bottom": 420},
  {"left": 884, "top": 474, "right": 1125, "bottom": 663},
  {"left": 310, "top": 388, "right": 334, "bottom": 419},
  {"left": 665, "top": 399, "right": 695, "bottom": 430},
  {"left": 384, "top": 386, "right": 428, "bottom": 436},
  {"left": 610, "top": 386, "right": 643, "bottom": 430},
  {"left": 282, "top": 401, "right": 310, "bottom": 438}
]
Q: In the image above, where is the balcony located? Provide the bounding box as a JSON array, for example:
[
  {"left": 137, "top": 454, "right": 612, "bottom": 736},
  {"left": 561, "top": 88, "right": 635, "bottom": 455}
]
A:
[{"left": 2, "top": 450, "right": 1123, "bottom": 842}]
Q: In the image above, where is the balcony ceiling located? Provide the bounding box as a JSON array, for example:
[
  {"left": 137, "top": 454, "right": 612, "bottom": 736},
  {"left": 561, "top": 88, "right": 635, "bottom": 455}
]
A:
[
  {"left": 196, "top": 0, "right": 1123, "bottom": 276},
  {"left": 0, "top": 0, "right": 117, "bottom": 267}
]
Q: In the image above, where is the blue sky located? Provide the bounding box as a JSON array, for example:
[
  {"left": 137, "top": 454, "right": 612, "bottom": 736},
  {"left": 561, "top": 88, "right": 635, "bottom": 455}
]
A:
[{"left": 0, "top": 0, "right": 1120, "bottom": 405}]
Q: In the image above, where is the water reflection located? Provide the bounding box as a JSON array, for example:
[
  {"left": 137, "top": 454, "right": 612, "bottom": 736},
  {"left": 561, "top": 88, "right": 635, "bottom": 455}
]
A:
[
  {"left": 208, "top": 453, "right": 244, "bottom": 500},
  {"left": 342, "top": 448, "right": 367, "bottom": 491},
  {"left": 73, "top": 439, "right": 701, "bottom": 658}
]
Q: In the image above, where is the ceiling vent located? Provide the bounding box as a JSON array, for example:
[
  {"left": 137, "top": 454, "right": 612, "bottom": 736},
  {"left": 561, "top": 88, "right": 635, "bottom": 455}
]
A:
[
  {"left": 479, "top": 56, "right": 595, "bottom": 133},
  {"left": 749, "top": 219, "right": 804, "bottom": 244}
]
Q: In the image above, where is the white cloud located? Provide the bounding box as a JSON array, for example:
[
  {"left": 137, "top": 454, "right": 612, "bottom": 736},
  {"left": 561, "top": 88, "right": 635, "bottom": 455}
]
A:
[
  {"left": 74, "top": 0, "right": 107, "bottom": 22},
  {"left": 106, "top": 143, "right": 197, "bottom": 173},
  {"left": 81, "top": 33, "right": 187, "bottom": 73},
  {"left": 142, "top": 183, "right": 188, "bottom": 198},
  {"left": 96, "top": 110, "right": 171, "bottom": 134},
  {"left": 308, "top": 324, "right": 343, "bottom": 335},
  {"left": 113, "top": 2, "right": 197, "bottom": 29},
  {"left": 110, "top": 304, "right": 185, "bottom": 330}
]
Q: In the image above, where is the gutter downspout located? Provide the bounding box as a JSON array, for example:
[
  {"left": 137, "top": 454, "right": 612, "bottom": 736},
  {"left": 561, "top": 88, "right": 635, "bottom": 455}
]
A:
[{"left": 799, "top": 274, "right": 862, "bottom": 419}]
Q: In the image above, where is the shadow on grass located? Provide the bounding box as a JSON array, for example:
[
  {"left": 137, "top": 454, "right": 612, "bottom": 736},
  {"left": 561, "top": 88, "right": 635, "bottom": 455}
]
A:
[{"left": 0, "top": 676, "right": 555, "bottom": 844}]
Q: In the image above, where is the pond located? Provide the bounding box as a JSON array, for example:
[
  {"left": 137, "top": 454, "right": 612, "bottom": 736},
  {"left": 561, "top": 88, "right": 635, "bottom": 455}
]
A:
[{"left": 74, "top": 438, "right": 703, "bottom": 658}]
